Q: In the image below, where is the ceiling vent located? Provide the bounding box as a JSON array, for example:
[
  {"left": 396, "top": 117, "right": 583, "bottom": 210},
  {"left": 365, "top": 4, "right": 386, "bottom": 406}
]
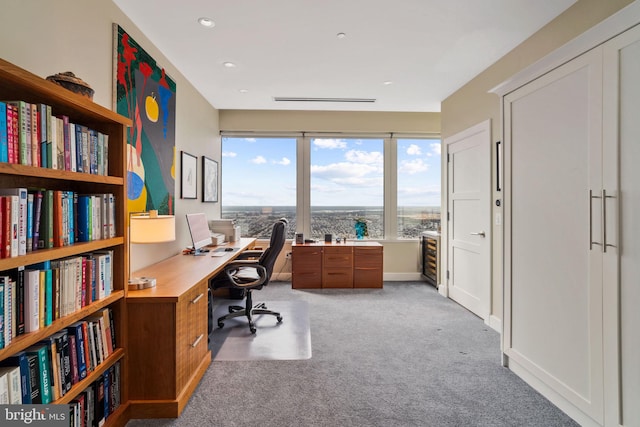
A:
[{"left": 273, "top": 97, "right": 376, "bottom": 103}]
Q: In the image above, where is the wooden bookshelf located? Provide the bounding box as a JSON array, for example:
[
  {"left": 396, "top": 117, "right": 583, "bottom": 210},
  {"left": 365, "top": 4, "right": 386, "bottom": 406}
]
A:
[{"left": 0, "top": 58, "right": 131, "bottom": 426}]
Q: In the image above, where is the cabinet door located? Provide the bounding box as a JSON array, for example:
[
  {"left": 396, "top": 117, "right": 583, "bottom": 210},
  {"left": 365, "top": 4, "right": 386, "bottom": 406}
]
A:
[
  {"left": 603, "top": 23, "right": 640, "bottom": 427},
  {"left": 291, "top": 246, "right": 322, "bottom": 288},
  {"left": 503, "top": 48, "right": 604, "bottom": 423}
]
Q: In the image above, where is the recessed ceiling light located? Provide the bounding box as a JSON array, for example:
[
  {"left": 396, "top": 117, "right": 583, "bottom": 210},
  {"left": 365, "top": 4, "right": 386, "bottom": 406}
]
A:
[
  {"left": 197, "top": 17, "right": 215, "bottom": 28},
  {"left": 239, "top": 89, "right": 248, "bottom": 93},
  {"left": 383, "top": 81, "right": 393, "bottom": 85},
  {"left": 336, "top": 32, "right": 346, "bottom": 39},
  {"left": 223, "top": 62, "right": 236, "bottom": 68}
]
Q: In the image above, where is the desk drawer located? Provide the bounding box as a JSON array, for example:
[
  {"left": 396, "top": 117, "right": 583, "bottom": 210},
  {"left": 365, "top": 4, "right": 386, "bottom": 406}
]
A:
[{"left": 324, "top": 247, "right": 353, "bottom": 269}]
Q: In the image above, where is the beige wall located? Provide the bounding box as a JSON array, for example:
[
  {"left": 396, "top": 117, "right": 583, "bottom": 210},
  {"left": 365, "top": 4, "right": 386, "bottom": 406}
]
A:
[
  {"left": 0, "top": 0, "right": 221, "bottom": 272},
  {"left": 220, "top": 109, "right": 440, "bottom": 134},
  {"left": 441, "top": 0, "right": 633, "bottom": 325}
]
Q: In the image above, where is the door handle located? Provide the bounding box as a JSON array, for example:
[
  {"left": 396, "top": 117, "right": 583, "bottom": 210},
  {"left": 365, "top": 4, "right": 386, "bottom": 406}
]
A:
[
  {"left": 470, "top": 231, "right": 486, "bottom": 237},
  {"left": 602, "top": 189, "right": 616, "bottom": 253}
]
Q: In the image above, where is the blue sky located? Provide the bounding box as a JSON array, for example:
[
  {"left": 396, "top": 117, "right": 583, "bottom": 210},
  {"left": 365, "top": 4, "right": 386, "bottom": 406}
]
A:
[{"left": 221, "top": 137, "right": 440, "bottom": 207}]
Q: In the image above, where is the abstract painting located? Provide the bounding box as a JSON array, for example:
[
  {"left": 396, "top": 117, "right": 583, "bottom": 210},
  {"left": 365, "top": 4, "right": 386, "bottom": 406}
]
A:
[
  {"left": 202, "top": 156, "right": 218, "bottom": 202},
  {"left": 113, "top": 24, "right": 176, "bottom": 215}
]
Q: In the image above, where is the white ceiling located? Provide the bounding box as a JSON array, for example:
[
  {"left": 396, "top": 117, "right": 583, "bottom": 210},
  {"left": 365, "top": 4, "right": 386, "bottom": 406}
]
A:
[{"left": 113, "top": 0, "right": 576, "bottom": 112}]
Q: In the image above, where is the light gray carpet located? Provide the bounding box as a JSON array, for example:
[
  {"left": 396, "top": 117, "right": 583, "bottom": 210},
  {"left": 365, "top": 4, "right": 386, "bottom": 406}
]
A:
[
  {"left": 127, "top": 282, "right": 579, "bottom": 427},
  {"left": 211, "top": 300, "right": 311, "bottom": 361}
]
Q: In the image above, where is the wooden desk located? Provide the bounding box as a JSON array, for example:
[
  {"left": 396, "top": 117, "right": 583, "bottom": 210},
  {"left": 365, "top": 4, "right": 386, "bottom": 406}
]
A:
[
  {"left": 126, "top": 238, "right": 256, "bottom": 418},
  {"left": 291, "top": 241, "right": 383, "bottom": 289}
]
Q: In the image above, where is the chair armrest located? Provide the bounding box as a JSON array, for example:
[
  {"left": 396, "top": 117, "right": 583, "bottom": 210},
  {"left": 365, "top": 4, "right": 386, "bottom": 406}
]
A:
[{"left": 236, "top": 249, "right": 264, "bottom": 260}]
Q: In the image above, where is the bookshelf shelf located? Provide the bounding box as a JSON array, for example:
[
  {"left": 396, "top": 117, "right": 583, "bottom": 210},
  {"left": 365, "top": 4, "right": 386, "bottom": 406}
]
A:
[{"left": 0, "top": 58, "right": 130, "bottom": 425}]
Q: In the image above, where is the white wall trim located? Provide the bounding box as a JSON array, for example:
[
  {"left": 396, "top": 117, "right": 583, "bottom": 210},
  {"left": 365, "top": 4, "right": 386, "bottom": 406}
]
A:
[
  {"left": 384, "top": 272, "right": 423, "bottom": 281},
  {"left": 486, "top": 315, "right": 501, "bottom": 333},
  {"left": 490, "top": 1, "right": 640, "bottom": 96}
]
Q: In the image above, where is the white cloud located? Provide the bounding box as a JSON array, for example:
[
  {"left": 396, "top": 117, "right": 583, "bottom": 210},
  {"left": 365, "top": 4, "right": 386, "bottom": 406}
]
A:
[
  {"left": 273, "top": 157, "right": 291, "bottom": 166},
  {"left": 311, "top": 161, "right": 382, "bottom": 187},
  {"left": 313, "top": 139, "right": 347, "bottom": 149},
  {"left": 430, "top": 142, "right": 441, "bottom": 155},
  {"left": 399, "top": 158, "right": 429, "bottom": 174},
  {"left": 344, "top": 150, "right": 383, "bottom": 164},
  {"left": 406, "top": 144, "right": 422, "bottom": 155},
  {"left": 245, "top": 138, "right": 256, "bottom": 142},
  {"left": 222, "top": 151, "right": 237, "bottom": 157},
  {"left": 251, "top": 155, "right": 267, "bottom": 164}
]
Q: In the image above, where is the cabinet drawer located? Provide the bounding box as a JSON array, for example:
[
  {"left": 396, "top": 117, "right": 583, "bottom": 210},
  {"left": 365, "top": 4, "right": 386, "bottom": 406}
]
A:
[
  {"left": 354, "top": 268, "right": 383, "bottom": 288},
  {"left": 177, "top": 282, "right": 208, "bottom": 392},
  {"left": 322, "top": 268, "right": 353, "bottom": 288},
  {"left": 324, "top": 247, "right": 353, "bottom": 268},
  {"left": 292, "top": 270, "right": 323, "bottom": 289}
]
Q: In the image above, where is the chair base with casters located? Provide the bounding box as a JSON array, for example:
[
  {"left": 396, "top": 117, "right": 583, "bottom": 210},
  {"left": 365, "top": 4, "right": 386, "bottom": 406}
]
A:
[{"left": 217, "top": 287, "right": 283, "bottom": 334}]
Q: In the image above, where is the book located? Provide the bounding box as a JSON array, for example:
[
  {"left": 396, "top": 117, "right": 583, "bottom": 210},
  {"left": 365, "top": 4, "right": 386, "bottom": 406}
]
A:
[
  {"left": 1, "top": 196, "right": 10, "bottom": 258},
  {"left": 6, "top": 101, "right": 28, "bottom": 165},
  {"left": 76, "top": 195, "right": 91, "bottom": 242},
  {"left": 53, "top": 330, "right": 72, "bottom": 395},
  {"left": 0, "top": 101, "right": 7, "bottom": 162},
  {"left": 24, "top": 352, "right": 41, "bottom": 403},
  {"left": 0, "top": 278, "right": 4, "bottom": 349},
  {"left": 3, "top": 194, "right": 19, "bottom": 257},
  {"left": 0, "top": 351, "right": 31, "bottom": 403},
  {"left": 0, "top": 365, "right": 10, "bottom": 403},
  {"left": 30, "top": 103, "right": 38, "bottom": 167},
  {"left": 38, "top": 103, "right": 48, "bottom": 168},
  {"left": 26, "top": 192, "right": 33, "bottom": 252},
  {"left": 24, "top": 268, "right": 40, "bottom": 333},
  {"left": 0, "top": 365, "right": 22, "bottom": 404},
  {"left": 32, "top": 190, "right": 43, "bottom": 251},
  {"left": 93, "top": 374, "right": 105, "bottom": 427},
  {"left": 27, "top": 343, "right": 52, "bottom": 404},
  {"left": 67, "top": 322, "right": 88, "bottom": 381},
  {"left": 40, "top": 335, "right": 59, "bottom": 401},
  {"left": 9, "top": 266, "right": 24, "bottom": 335},
  {"left": 5, "top": 104, "right": 15, "bottom": 164},
  {"left": 67, "top": 333, "right": 79, "bottom": 385},
  {"left": 49, "top": 114, "right": 57, "bottom": 170}
]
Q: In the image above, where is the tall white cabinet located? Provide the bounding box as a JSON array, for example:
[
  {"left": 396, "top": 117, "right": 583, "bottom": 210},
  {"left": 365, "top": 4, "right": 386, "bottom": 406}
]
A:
[{"left": 497, "top": 13, "right": 640, "bottom": 427}]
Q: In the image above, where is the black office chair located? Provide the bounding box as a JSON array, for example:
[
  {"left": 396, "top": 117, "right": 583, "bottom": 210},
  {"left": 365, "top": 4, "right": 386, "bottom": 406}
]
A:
[{"left": 210, "top": 218, "right": 287, "bottom": 334}]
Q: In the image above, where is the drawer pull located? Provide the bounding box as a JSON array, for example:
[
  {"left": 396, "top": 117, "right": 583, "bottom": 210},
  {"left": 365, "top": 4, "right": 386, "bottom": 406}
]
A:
[
  {"left": 191, "top": 293, "right": 204, "bottom": 304},
  {"left": 191, "top": 334, "right": 204, "bottom": 348}
]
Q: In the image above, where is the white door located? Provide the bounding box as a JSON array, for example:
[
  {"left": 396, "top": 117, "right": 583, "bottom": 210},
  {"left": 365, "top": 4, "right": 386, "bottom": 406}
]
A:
[
  {"left": 445, "top": 120, "right": 491, "bottom": 320},
  {"left": 503, "top": 48, "right": 604, "bottom": 424}
]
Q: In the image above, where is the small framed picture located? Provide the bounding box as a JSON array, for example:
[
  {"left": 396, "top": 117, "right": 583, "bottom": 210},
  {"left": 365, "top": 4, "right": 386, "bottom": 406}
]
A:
[
  {"left": 202, "top": 156, "right": 218, "bottom": 202},
  {"left": 181, "top": 151, "right": 197, "bottom": 199}
]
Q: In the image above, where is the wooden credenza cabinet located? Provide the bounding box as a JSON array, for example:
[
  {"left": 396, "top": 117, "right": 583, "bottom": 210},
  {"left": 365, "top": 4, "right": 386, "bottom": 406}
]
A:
[{"left": 292, "top": 242, "right": 383, "bottom": 289}]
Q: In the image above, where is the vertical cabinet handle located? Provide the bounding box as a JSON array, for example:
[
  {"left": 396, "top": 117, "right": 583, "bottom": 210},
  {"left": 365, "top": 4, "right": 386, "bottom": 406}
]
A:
[
  {"left": 590, "top": 189, "right": 616, "bottom": 252},
  {"left": 191, "top": 293, "right": 204, "bottom": 304},
  {"left": 602, "top": 189, "right": 616, "bottom": 253},
  {"left": 589, "top": 190, "right": 602, "bottom": 250}
]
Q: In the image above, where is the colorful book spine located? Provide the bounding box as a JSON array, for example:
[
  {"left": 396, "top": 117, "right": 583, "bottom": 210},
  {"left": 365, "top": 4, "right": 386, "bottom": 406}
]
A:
[
  {"left": 0, "top": 351, "right": 31, "bottom": 403},
  {"left": 26, "top": 192, "right": 33, "bottom": 253},
  {"left": 25, "top": 343, "right": 51, "bottom": 404},
  {"left": 0, "top": 101, "right": 7, "bottom": 162},
  {"left": 30, "top": 103, "right": 38, "bottom": 167}
]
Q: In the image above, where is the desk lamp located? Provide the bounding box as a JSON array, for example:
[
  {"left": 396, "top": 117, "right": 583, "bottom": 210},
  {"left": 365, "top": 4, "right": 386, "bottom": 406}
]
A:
[{"left": 129, "top": 210, "right": 175, "bottom": 290}]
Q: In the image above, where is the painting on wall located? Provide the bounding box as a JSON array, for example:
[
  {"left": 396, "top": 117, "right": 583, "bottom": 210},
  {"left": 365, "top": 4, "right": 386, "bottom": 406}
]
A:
[
  {"left": 202, "top": 156, "right": 218, "bottom": 202},
  {"left": 113, "top": 24, "right": 176, "bottom": 215}
]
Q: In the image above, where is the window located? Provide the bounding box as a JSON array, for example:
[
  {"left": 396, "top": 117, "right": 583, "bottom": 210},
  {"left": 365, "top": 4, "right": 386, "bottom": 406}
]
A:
[
  {"left": 310, "top": 137, "right": 384, "bottom": 239},
  {"left": 221, "top": 137, "right": 297, "bottom": 238},
  {"left": 220, "top": 133, "right": 440, "bottom": 240},
  {"left": 396, "top": 138, "right": 441, "bottom": 238}
]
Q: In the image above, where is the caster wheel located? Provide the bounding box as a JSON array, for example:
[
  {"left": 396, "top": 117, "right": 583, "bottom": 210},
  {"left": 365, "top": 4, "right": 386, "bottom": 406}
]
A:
[
  {"left": 228, "top": 306, "right": 234, "bottom": 313},
  {"left": 277, "top": 316, "right": 283, "bottom": 323},
  {"left": 250, "top": 327, "right": 257, "bottom": 334},
  {"left": 218, "top": 322, "right": 224, "bottom": 328}
]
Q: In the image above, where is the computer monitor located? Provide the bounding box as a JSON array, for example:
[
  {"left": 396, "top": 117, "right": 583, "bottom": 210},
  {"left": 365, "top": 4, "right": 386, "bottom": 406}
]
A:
[{"left": 186, "top": 213, "right": 212, "bottom": 255}]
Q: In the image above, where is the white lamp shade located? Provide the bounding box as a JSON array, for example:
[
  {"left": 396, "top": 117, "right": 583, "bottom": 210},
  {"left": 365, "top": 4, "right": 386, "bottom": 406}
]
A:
[{"left": 130, "top": 214, "right": 176, "bottom": 243}]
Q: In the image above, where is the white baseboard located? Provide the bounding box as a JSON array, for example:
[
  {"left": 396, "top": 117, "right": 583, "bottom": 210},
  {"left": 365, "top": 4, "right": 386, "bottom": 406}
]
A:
[
  {"left": 383, "top": 272, "right": 423, "bottom": 281},
  {"left": 486, "top": 315, "right": 502, "bottom": 333}
]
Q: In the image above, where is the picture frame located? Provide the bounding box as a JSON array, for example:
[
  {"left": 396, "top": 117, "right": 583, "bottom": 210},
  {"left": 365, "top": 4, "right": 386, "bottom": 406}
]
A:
[
  {"left": 202, "top": 156, "right": 218, "bottom": 202},
  {"left": 181, "top": 151, "right": 197, "bottom": 199}
]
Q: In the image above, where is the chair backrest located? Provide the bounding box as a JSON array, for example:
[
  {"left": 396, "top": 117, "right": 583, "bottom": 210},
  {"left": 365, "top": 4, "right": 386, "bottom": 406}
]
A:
[{"left": 258, "top": 218, "right": 288, "bottom": 285}]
